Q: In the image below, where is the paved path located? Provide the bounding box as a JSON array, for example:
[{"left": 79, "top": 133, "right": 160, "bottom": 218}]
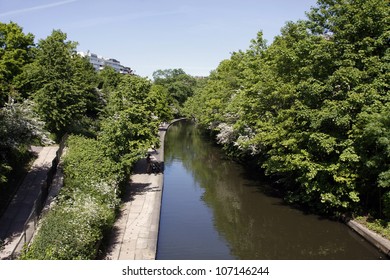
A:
[
  {"left": 104, "top": 123, "right": 169, "bottom": 260},
  {"left": 0, "top": 145, "right": 58, "bottom": 259}
]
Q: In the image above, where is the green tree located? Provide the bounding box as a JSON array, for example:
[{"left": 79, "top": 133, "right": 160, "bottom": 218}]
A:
[
  {"left": 184, "top": 0, "right": 390, "bottom": 216},
  {"left": 99, "top": 105, "right": 159, "bottom": 168},
  {"left": 104, "top": 74, "right": 151, "bottom": 116},
  {"left": 72, "top": 55, "right": 100, "bottom": 117},
  {"left": 0, "top": 21, "right": 34, "bottom": 105},
  {"left": 147, "top": 84, "right": 174, "bottom": 122},
  {"left": 23, "top": 30, "right": 89, "bottom": 138},
  {"left": 0, "top": 100, "right": 51, "bottom": 215},
  {"left": 97, "top": 66, "right": 122, "bottom": 95},
  {"left": 184, "top": 52, "right": 246, "bottom": 130},
  {"left": 100, "top": 74, "right": 160, "bottom": 169},
  {"left": 302, "top": 0, "right": 390, "bottom": 213},
  {"left": 153, "top": 68, "right": 197, "bottom": 114}
]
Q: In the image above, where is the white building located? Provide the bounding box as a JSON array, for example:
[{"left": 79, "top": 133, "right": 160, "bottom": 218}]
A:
[{"left": 78, "top": 51, "right": 133, "bottom": 74}]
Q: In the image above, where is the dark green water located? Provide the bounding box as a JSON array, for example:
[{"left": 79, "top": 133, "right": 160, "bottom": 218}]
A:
[{"left": 156, "top": 121, "right": 386, "bottom": 260}]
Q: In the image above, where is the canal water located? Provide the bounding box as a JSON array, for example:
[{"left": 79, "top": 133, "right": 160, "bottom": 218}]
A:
[{"left": 156, "top": 121, "right": 386, "bottom": 260}]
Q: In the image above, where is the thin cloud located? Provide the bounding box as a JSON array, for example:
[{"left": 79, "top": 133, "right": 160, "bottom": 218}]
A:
[
  {"left": 0, "top": 0, "right": 78, "bottom": 17},
  {"left": 65, "top": 8, "right": 189, "bottom": 29}
]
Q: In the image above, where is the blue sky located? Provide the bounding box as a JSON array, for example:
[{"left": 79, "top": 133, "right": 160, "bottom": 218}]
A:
[{"left": 0, "top": 0, "right": 318, "bottom": 78}]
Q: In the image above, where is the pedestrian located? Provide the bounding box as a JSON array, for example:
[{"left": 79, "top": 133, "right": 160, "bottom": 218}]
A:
[{"left": 146, "top": 153, "right": 151, "bottom": 174}]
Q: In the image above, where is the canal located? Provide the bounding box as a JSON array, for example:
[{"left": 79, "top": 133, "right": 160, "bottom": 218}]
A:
[{"left": 156, "top": 121, "right": 386, "bottom": 260}]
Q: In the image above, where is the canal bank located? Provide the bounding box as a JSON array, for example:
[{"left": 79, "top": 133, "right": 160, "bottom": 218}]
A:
[
  {"left": 105, "top": 119, "right": 389, "bottom": 260},
  {"left": 157, "top": 121, "right": 388, "bottom": 260},
  {"left": 104, "top": 119, "right": 183, "bottom": 260},
  {"left": 344, "top": 217, "right": 390, "bottom": 258}
]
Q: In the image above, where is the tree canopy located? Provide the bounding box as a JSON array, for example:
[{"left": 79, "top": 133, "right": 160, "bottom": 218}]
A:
[
  {"left": 153, "top": 68, "right": 198, "bottom": 115},
  {"left": 184, "top": 0, "right": 390, "bottom": 216},
  {"left": 0, "top": 22, "right": 171, "bottom": 258},
  {"left": 1, "top": 0, "right": 389, "bottom": 258},
  {"left": 0, "top": 22, "right": 34, "bottom": 105}
]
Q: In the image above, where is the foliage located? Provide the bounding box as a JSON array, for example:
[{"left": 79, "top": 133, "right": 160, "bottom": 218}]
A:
[
  {"left": 16, "top": 30, "right": 101, "bottom": 139},
  {"left": 0, "top": 22, "right": 51, "bottom": 213},
  {"left": 148, "top": 84, "right": 174, "bottom": 122},
  {"left": 72, "top": 55, "right": 101, "bottom": 117},
  {"left": 355, "top": 215, "right": 390, "bottom": 240},
  {"left": 34, "top": 81, "right": 85, "bottom": 137},
  {"left": 153, "top": 68, "right": 198, "bottom": 115},
  {"left": 184, "top": 0, "right": 390, "bottom": 216},
  {"left": 103, "top": 74, "right": 151, "bottom": 116},
  {"left": 62, "top": 136, "right": 124, "bottom": 189},
  {"left": 0, "top": 22, "right": 35, "bottom": 105},
  {"left": 21, "top": 193, "right": 110, "bottom": 260},
  {"left": 97, "top": 66, "right": 122, "bottom": 95},
  {"left": 100, "top": 74, "right": 161, "bottom": 169},
  {"left": 383, "top": 192, "right": 390, "bottom": 220},
  {"left": 21, "top": 136, "right": 121, "bottom": 259},
  {"left": 0, "top": 100, "right": 51, "bottom": 185},
  {"left": 1, "top": 20, "right": 165, "bottom": 258},
  {"left": 22, "top": 72, "right": 162, "bottom": 259},
  {"left": 99, "top": 104, "right": 159, "bottom": 169}
]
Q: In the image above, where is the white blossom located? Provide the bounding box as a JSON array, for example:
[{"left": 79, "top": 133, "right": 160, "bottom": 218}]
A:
[{"left": 216, "top": 123, "right": 236, "bottom": 145}]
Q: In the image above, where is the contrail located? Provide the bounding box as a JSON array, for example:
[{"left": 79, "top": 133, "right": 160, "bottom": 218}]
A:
[{"left": 0, "top": 0, "right": 78, "bottom": 17}]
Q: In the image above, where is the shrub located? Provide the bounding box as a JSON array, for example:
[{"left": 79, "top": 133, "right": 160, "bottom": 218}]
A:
[
  {"left": 63, "top": 135, "right": 125, "bottom": 190},
  {"left": 21, "top": 135, "right": 122, "bottom": 259},
  {"left": 383, "top": 191, "right": 390, "bottom": 219},
  {"left": 21, "top": 194, "right": 107, "bottom": 260},
  {"left": 0, "top": 100, "right": 52, "bottom": 212}
]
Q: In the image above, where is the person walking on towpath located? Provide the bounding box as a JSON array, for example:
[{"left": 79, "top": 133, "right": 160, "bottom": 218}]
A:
[{"left": 146, "top": 153, "right": 152, "bottom": 174}]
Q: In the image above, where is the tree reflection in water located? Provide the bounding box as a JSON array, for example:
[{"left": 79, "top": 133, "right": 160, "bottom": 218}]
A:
[{"left": 157, "top": 121, "right": 385, "bottom": 260}]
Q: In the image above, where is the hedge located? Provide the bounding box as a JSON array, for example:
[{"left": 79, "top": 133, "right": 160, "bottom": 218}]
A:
[{"left": 21, "top": 135, "right": 123, "bottom": 259}]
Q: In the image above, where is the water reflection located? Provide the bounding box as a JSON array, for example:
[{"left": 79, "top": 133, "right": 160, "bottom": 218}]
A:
[{"left": 157, "top": 121, "right": 385, "bottom": 260}]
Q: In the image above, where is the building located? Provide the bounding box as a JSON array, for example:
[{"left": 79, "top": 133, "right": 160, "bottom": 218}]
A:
[{"left": 78, "top": 51, "right": 133, "bottom": 74}]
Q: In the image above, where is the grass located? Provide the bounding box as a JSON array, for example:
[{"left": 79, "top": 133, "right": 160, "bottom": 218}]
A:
[{"left": 354, "top": 215, "right": 390, "bottom": 240}]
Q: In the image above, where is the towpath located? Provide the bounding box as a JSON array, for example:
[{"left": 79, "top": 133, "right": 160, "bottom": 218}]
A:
[
  {"left": 0, "top": 145, "right": 59, "bottom": 259},
  {"left": 104, "top": 122, "right": 170, "bottom": 260},
  {"left": 104, "top": 118, "right": 390, "bottom": 260}
]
